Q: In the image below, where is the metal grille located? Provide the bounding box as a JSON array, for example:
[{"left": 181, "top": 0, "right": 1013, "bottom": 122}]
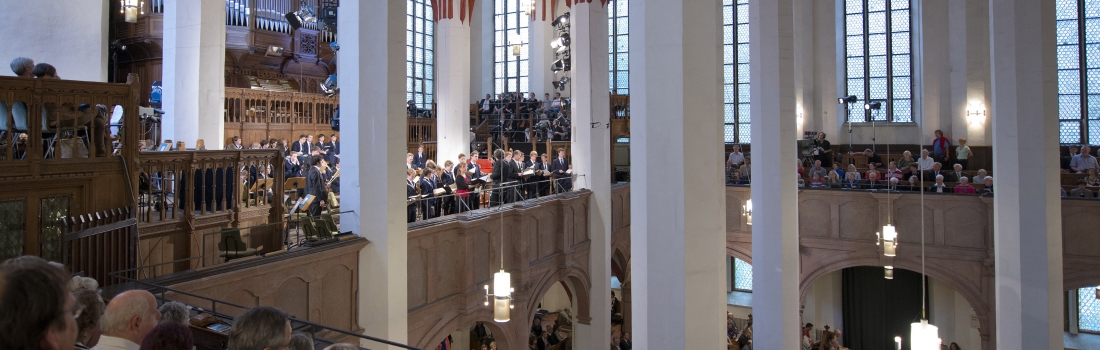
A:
[
  {"left": 723, "top": 0, "right": 751, "bottom": 144},
  {"left": 608, "top": 0, "right": 629, "bottom": 94},
  {"left": 844, "top": 0, "right": 912, "bottom": 122},
  {"left": 407, "top": 0, "right": 435, "bottom": 109},
  {"left": 494, "top": 0, "right": 530, "bottom": 94},
  {"left": 734, "top": 257, "right": 753, "bottom": 291},
  {"left": 38, "top": 195, "right": 70, "bottom": 263},
  {"left": 0, "top": 199, "right": 26, "bottom": 261},
  {"left": 1078, "top": 287, "right": 1100, "bottom": 332}
]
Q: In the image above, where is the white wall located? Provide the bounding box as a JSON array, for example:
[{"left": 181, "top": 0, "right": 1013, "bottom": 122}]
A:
[
  {"left": 540, "top": 281, "right": 573, "bottom": 313},
  {"left": 929, "top": 278, "right": 982, "bottom": 350},
  {"left": 0, "top": 0, "right": 108, "bottom": 82},
  {"left": 801, "top": 270, "right": 844, "bottom": 342}
]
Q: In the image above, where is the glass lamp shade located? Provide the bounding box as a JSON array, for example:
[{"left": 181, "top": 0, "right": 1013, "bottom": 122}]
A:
[
  {"left": 121, "top": 0, "right": 143, "bottom": 23},
  {"left": 743, "top": 199, "right": 752, "bottom": 225},
  {"left": 910, "top": 320, "right": 941, "bottom": 350},
  {"left": 491, "top": 270, "right": 512, "bottom": 322},
  {"left": 494, "top": 297, "right": 511, "bottom": 322},
  {"left": 882, "top": 224, "right": 897, "bottom": 241},
  {"left": 885, "top": 266, "right": 894, "bottom": 279}
]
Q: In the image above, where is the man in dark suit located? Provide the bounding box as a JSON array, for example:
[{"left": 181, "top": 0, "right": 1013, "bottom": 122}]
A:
[
  {"left": 923, "top": 162, "right": 946, "bottom": 182},
  {"left": 490, "top": 149, "right": 510, "bottom": 205},
  {"left": 285, "top": 152, "right": 302, "bottom": 178},
  {"left": 478, "top": 94, "right": 493, "bottom": 123},
  {"left": 290, "top": 134, "right": 311, "bottom": 154},
  {"left": 551, "top": 149, "right": 571, "bottom": 192},
  {"left": 467, "top": 151, "right": 484, "bottom": 209},
  {"left": 304, "top": 156, "right": 327, "bottom": 217},
  {"left": 946, "top": 163, "right": 969, "bottom": 183},
  {"left": 413, "top": 145, "right": 428, "bottom": 170},
  {"left": 406, "top": 169, "right": 418, "bottom": 223}
]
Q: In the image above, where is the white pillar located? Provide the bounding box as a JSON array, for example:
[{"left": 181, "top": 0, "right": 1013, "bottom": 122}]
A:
[
  {"left": 530, "top": 15, "right": 554, "bottom": 96},
  {"left": 990, "top": 0, "right": 1062, "bottom": 349},
  {"left": 162, "top": 0, "right": 225, "bottom": 149},
  {"left": 338, "top": 0, "right": 409, "bottom": 347},
  {"left": 570, "top": 2, "right": 611, "bottom": 349},
  {"left": 749, "top": 0, "right": 799, "bottom": 349},
  {"left": 436, "top": 10, "right": 472, "bottom": 165},
  {"left": 629, "top": 0, "right": 726, "bottom": 349},
  {"left": 948, "top": 0, "right": 991, "bottom": 146}
]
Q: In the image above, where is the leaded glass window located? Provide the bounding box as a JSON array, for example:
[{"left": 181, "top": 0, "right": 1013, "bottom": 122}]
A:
[
  {"left": 1056, "top": 0, "right": 1100, "bottom": 144},
  {"left": 734, "top": 257, "right": 753, "bottom": 291},
  {"left": 844, "top": 0, "right": 912, "bottom": 122},
  {"left": 0, "top": 199, "right": 25, "bottom": 261},
  {"left": 1078, "top": 287, "right": 1100, "bottom": 332},
  {"left": 39, "top": 195, "right": 70, "bottom": 263},
  {"left": 723, "top": 0, "right": 750, "bottom": 144},
  {"left": 494, "top": 0, "right": 530, "bottom": 94},
  {"left": 407, "top": 0, "right": 435, "bottom": 109},
  {"left": 608, "top": 0, "right": 629, "bottom": 95}
]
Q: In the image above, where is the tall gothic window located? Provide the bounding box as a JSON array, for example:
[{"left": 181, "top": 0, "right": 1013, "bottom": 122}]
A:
[
  {"left": 1056, "top": 0, "right": 1100, "bottom": 144},
  {"left": 844, "top": 0, "right": 912, "bottom": 123},
  {"left": 608, "top": 0, "right": 629, "bottom": 95},
  {"left": 723, "top": 0, "right": 750, "bottom": 144},
  {"left": 494, "top": 0, "right": 529, "bottom": 94},
  {"left": 1078, "top": 287, "right": 1100, "bottom": 332},
  {"left": 733, "top": 257, "right": 753, "bottom": 292},
  {"left": 407, "top": 0, "right": 434, "bottom": 109}
]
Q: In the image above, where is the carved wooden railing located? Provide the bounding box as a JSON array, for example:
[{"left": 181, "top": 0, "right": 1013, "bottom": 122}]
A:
[
  {"left": 63, "top": 207, "right": 138, "bottom": 287},
  {"left": 224, "top": 88, "right": 338, "bottom": 144}
]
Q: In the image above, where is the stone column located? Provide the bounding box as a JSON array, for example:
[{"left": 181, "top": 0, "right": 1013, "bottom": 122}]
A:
[
  {"left": 948, "top": 0, "right": 991, "bottom": 146},
  {"left": 434, "top": 0, "right": 473, "bottom": 165},
  {"left": 629, "top": 0, "right": 726, "bottom": 349},
  {"left": 569, "top": 2, "right": 611, "bottom": 349},
  {"left": 337, "top": 0, "right": 409, "bottom": 347},
  {"left": 162, "top": 0, "right": 225, "bottom": 149},
  {"left": 990, "top": 1, "right": 1061, "bottom": 349},
  {"left": 749, "top": 0, "right": 799, "bottom": 348}
]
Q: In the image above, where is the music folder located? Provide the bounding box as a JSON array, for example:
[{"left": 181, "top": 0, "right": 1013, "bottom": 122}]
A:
[
  {"left": 433, "top": 188, "right": 446, "bottom": 196},
  {"left": 469, "top": 175, "right": 492, "bottom": 186},
  {"left": 521, "top": 168, "right": 536, "bottom": 177}
]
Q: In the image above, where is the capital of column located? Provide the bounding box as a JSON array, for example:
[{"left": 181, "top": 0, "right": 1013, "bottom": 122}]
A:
[{"left": 431, "top": 0, "right": 477, "bottom": 24}]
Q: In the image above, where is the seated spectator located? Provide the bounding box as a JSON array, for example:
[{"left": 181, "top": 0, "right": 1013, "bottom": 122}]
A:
[
  {"left": 918, "top": 149, "right": 935, "bottom": 171},
  {"left": 10, "top": 57, "right": 34, "bottom": 78},
  {"left": 74, "top": 289, "right": 106, "bottom": 350},
  {"left": 902, "top": 164, "right": 920, "bottom": 181},
  {"left": 972, "top": 169, "right": 988, "bottom": 184},
  {"left": 809, "top": 160, "right": 828, "bottom": 180},
  {"left": 1086, "top": 168, "right": 1100, "bottom": 186},
  {"left": 289, "top": 333, "right": 315, "bottom": 350},
  {"left": 886, "top": 177, "right": 901, "bottom": 191},
  {"left": 95, "top": 290, "right": 162, "bottom": 350},
  {"left": 226, "top": 136, "right": 244, "bottom": 150},
  {"left": 1071, "top": 145, "right": 1098, "bottom": 173},
  {"left": 796, "top": 159, "right": 805, "bottom": 178},
  {"left": 727, "top": 145, "right": 746, "bottom": 168},
  {"left": 0, "top": 256, "right": 78, "bottom": 350},
  {"left": 158, "top": 301, "right": 190, "bottom": 325},
  {"left": 228, "top": 306, "right": 291, "bottom": 350},
  {"left": 864, "top": 149, "right": 884, "bottom": 169},
  {"left": 954, "top": 177, "right": 977, "bottom": 194},
  {"left": 1070, "top": 178, "right": 1094, "bottom": 198},
  {"left": 32, "top": 62, "right": 59, "bottom": 79},
  {"left": 742, "top": 157, "right": 752, "bottom": 180},
  {"left": 905, "top": 175, "right": 921, "bottom": 192},
  {"left": 843, "top": 172, "right": 861, "bottom": 189},
  {"left": 324, "top": 343, "right": 359, "bottom": 350},
  {"left": 1063, "top": 146, "right": 1080, "bottom": 171},
  {"left": 797, "top": 173, "right": 805, "bottom": 188},
  {"left": 897, "top": 150, "right": 915, "bottom": 170},
  {"left": 830, "top": 162, "right": 845, "bottom": 180},
  {"left": 729, "top": 170, "right": 746, "bottom": 185},
  {"left": 980, "top": 177, "right": 994, "bottom": 196},
  {"left": 810, "top": 172, "right": 826, "bottom": 188},
  {"left": 846, "top": 164, "right": 862, "bottom": 180},
  {"left": 826, "top": 171, "right": 842, "bottom": 188},
  {"left": 862, "top": 170, "right": 882, "bottom": 189},
  {"left": 882, "top": 161, "right": 904, "bottom": 181},
  {"left": 139, "top": 322, "right": 193, "bottom": 350},
  {"left": 924, "top": 162, "right": 946, "bottom": 182},
  {"left": 947, "top": 163, "right": 969, "bottom": 183},
  {"left": 929, "top": 175, "right": 950, "bottom": 193}
]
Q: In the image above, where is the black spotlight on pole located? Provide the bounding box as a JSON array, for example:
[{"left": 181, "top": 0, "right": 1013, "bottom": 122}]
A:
[
  {"left": 553, "top": 76, "right": 570, "bottom": 91},
  {"left": 838, "top": 95, "right": 859, "bottom": 153},
  {"left": 286, "top": 5, "right": 317, "bottom": 30},
  {"left": 551, "top": 33, "right": 570, "bottom": 53},
  {"left": 865, "top": 101, "right": 882, "bottom": 110},
  {"left": 838, "top": 95, "right": 858, "bottom": 104},
  {"left": 552, "top": 13, "right": 570, "bottom": 30},
  {"left": 551, "top": 57, "right": 571, "bottom": 73}
]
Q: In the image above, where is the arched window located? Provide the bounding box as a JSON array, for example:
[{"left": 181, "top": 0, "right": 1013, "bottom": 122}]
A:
[
  {"left": 1056, "top": 0, "right": 1100, "bottom": 144},
  {"left": 724, "top": 0, "right": 750, "bottom": 144},
  {"left": 407, "top": 0, "right": 434, "bottom": 109},
  {"left": 1078, "top": 287, "right": 1100, "bottom": 332},
  {"left": 844, "top": 0, "right": 912, "bottom": 123},
  {"left": 494, "top": 0, "right": 529, "bottom": 94},
  {"left": 734, "top": 257, "right": 753, "bottom": 292},
  {"left": 609, "top": 0, "right": 629, "bottom": 95}
]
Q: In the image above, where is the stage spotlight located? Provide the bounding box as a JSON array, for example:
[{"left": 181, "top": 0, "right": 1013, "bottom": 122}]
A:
[
  {"left": 552, "top": 13, "right": 570, "bottom": 29},
  {"left": 550, "top": 33, "right": 571, "bottom": 53},
  {"left": 865, "top": 101, "right": 882, "bottom": 110},
  {"left": 553, "top": 76, "right": 570, "bottom": 91},
  {"left": 551, "top": 58, "right": 571, "bottom": 73},
  {"left": 286, "top": 6, "right": 317, "bottom": 30},
  {"left": 838, "top": 95, "right": 858, "bottom": 104},
  {"left": 319, "top": 74, "right": 339, "bottom": 97}
]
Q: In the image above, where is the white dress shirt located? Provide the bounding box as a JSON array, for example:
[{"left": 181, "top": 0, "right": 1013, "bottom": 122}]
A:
[
  {"left": 917, "top": 156, "right": 935, "bottom": 170},
  {"left": 91, "top": 335, "right": 141, "bottom": 350}
]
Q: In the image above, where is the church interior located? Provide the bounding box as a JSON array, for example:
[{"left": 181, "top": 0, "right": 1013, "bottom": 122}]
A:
[{"left": 0, "top": 0, "right": 1097, "bottom": 349}]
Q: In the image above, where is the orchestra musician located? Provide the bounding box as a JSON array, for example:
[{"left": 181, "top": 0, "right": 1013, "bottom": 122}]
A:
[{"left": 305, "top": 156, "right": 327, "bottom": 217}]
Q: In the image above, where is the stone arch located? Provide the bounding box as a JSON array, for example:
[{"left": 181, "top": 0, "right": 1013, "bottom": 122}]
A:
[
  {"left": 415, "top": 314, "right": 515, "bottom": 350},
  {"left": 612, "top": 248, "right": 627, "bottom": 281},
  {"left": 726, "top": 245, "right": 751, "bottom": 264},
  {"left": 522, "top": 266, "right": 592, "bottom": 333},
  {"left": 798, "top": 256, "right": 990, "bottom": 337}
]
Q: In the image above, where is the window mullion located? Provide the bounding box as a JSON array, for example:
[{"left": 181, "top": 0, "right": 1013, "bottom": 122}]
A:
[
  {"left": 863, "top": 0, "right": 871, "bottom": 123},
  {"left": 885, "top": 1, "right": 893, "bottom": 123},
  {"left": 1080, "top": 0, "right": 1089, "bottom": 144}
]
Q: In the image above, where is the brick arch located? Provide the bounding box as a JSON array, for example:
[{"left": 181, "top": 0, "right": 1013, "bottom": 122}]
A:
[{"left": 798, "top": 256, "right": 991, "bottom": 349}]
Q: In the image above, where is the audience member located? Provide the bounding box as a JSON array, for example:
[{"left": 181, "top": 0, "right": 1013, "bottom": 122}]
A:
[
  {"left": 1086, "top": 168, "right": 1100, "bottom": 186},
  {"left": 843, "top": 172, "right": 860, "bottom": 189},
  {"left": 727, "top": 145, "right": 746, "bottom": 168},
  {"left": 74, "top": 289, "right": 106, "bottom": 350},
  {"left": 846, "top": 164, "right": 862, "bottom": 180},
  {"left": 1063, "top": 146, "right": 1081, "bottom": 170},
  {"left": 94, "top": 290, "right": 162, "bottom": 350},
  {"left": 810, "top": 172, "right": 826, "bottom": 188},
  {"left": 931, "top": 129, "right": 950, "bottom": 163},
  {"left": 947, "top": 163, "right": 969, "bottom": 183},
  {"left": 863, "top": 149, "right": 884, "bottom": 170},
  {"left": 11, "top": 57, "right": 34, "bottom": 78},
  {"left": 972, "top": 169, "right": 988, "bottom": 184},
  {"left": 955, "top": 138, "right": 972, "bottom": 170},
  {"left": 323, "top": 344, "right": 359, "bottom": 350},
  {"left": 0, "top": 256, "right": 78, "bottom": 350},
  {"left": 918, "top": 149, "right": 935, "bottom": 171},
  {"left": 32, "top": 63, "right": 59, "bottom": 79},
  {"left": 924, "top": 162, "right": 946, "bottom": 182},
  {"left": 1070, "top": 178, "right": 1094, "bottom": 198},
  {"left": 906, "top": 175, "right": 921, "bottom": 192},
  {"left": 883, "top": 161, "right": 903, "bottom": 181},
  {"left": 228, "top": 306, "right": 291, "bottom": 350},
  {"left": 979, "top": 177, "right": 994, "bottom": 196},
  {"left": 289, "top": 333, "right": 315, "bottom": 350},
  {"left": 863, "top": 170, "right": 881, "bottom": 190},
  {"left": 902, "top": 164, "right": 920, "bottom": 181},
  {"left": 139, "top": 322, "right": 192, "bottom": 350},
  {"left": 226, "top": 136, "right": 244, "bottom": 150},
  {"left": 158, "top": 301, "right": 190, "bottom": 325},
  {"left": 897, "top": 150, "right": 915, "bottom": 170},
  {"left": 929, "top": 175, "right": 950, "bottom": 193},
  {"left": 826, "top": 171, "right": 842, "bottom": 188},
  {"left": 809, "top": 160, "right": 828, "bottom": 180},
  {"left": 1071, "top": 146, "right": 1098, "bottom": 173},
  {"left": 954, "top": 177, "right": 976, "bottom": 194},
  {"left": 830, "top": 162, "right": 845, "bottom": 180}
]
